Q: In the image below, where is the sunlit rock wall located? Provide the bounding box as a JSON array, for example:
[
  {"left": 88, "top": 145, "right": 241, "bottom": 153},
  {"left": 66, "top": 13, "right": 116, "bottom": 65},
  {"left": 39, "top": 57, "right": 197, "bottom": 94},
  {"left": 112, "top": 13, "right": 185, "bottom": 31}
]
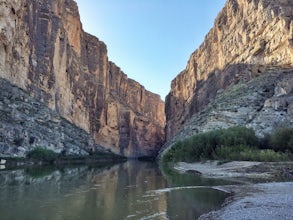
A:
[
  {"left": 0, "top": 0, "right": 165, "bottom": 157},
  {"left": 166, "top": 0, "right": 293, "bottom": 141}
]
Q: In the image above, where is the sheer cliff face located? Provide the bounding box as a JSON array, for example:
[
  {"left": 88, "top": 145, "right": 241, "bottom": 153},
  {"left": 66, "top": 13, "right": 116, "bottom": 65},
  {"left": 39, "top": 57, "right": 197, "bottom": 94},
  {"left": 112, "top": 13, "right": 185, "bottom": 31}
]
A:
[
  {"left": 166, "top": 0, "right": 293, "bottom": 141},
  {"left": 0, "top": 0, "right": 165, "bottom": 157}
]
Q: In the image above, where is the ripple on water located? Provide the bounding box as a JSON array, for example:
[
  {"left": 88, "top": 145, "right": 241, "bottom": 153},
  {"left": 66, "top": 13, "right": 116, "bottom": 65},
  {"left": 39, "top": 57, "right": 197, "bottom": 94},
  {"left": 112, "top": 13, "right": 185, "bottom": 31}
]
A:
[{"left": 140, "top": 212, "right": 169, "bottom": 220}]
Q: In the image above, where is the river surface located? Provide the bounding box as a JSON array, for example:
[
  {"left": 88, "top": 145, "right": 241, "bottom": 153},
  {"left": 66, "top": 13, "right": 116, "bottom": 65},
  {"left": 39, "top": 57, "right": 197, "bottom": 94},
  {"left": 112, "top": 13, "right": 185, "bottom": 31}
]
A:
[{"left": 0, "top": 161, "right": 234, "bottom": 220}]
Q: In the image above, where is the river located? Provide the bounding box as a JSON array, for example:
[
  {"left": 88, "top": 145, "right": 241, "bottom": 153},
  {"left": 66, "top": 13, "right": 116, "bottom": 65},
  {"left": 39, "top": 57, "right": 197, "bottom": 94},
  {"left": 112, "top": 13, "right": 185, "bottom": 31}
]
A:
[{"left": 0, "top": 161, "right": 234, "bottom": 220}]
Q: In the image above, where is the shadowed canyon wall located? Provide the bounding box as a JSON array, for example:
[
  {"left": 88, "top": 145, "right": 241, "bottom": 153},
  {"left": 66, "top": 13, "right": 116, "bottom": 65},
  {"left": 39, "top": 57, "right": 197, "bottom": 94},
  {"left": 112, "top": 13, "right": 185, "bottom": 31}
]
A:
[
  {"left": 165, "top": 0, "right": 293, "bottom": 143},
  {"left": 0, "top": 0, "right": 165, "bottom": 157}
]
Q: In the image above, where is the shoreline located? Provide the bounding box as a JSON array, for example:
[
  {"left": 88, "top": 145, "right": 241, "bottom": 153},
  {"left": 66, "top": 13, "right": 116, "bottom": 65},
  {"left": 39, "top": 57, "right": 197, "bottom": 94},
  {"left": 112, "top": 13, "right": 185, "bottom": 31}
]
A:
[
  {"left": 0, "top": 155, "right": 127, "bottom": 170},
  {"left": 173, "top": 161, "right": 293, "bottom": 220},
  {"left": 199, "top": 182, "right": 293, "bottom": 220},
  {"left": 174, "top": 161, "right": 293, "bottom": 181}
]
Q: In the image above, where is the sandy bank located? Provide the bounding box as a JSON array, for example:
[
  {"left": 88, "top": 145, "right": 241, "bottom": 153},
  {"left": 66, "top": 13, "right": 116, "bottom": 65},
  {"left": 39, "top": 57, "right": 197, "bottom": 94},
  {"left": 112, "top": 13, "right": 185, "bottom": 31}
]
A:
[
  {"left": 199, "top": 182, "right": 293, "bottom": 220},
  {"left": 174, "top": 161, "right": 293, "bottom": 180},
  {"left": 173, "top": 161, "right": 293, "bottom": 220}
]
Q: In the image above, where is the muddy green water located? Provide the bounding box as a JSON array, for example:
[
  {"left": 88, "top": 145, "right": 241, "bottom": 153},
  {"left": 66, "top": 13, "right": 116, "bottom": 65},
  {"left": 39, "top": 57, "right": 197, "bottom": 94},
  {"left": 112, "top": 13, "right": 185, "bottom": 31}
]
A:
[{"left": 0, "top": 161, "right": 233, "bottom": 220}]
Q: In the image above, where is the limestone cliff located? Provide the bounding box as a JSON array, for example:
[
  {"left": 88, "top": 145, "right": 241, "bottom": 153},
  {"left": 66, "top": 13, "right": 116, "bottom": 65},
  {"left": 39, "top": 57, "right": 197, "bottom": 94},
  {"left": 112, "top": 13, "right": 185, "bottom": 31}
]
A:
[
  {"left": 0, "top": 0, "right": 165, "bottom": 157},
  {"left": 165, "top": 0, "right": 293, "bottom": 143},
  {"left": 0, "top": 77, "right": 103, "bottom": 157}
]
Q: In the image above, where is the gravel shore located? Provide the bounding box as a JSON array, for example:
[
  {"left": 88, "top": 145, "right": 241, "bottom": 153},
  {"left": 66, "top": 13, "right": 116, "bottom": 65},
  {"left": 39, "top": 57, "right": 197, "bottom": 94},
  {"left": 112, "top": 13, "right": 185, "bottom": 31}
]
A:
[
  {"left": 199, "top": 182, "right": 293, "bottom": 220},
  {"left": 173, "top": 161, "right": 293, "bottom": 220}
]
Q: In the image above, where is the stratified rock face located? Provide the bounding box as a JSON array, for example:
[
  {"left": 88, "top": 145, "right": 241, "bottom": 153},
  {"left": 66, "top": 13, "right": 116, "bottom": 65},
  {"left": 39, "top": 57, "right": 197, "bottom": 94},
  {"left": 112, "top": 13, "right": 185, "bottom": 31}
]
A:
[
  {"left": 0, "top": 77, "right": 101, "bottom": 157},
  {"left": 166, "top": 0, "right": 293, "bottom": 141},
  {"left": 163, "top": 69, "right": 293, "bottom": 151},
  {"left": 0, "top": 0, "right": 165, "bottom": 157}
]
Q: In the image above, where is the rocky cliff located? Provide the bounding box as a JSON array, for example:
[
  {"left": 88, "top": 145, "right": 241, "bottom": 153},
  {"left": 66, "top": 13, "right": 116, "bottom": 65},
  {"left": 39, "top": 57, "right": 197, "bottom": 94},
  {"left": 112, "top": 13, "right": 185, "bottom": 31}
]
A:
[
  {"left": 0, "top": 0, "right": 165, "bottom": 157},
  {"left": 165, "top": 0, "right": 293, "bottom": 144},
  {"left": 0, "top": 77, "right": 106, "bottom": 157}
]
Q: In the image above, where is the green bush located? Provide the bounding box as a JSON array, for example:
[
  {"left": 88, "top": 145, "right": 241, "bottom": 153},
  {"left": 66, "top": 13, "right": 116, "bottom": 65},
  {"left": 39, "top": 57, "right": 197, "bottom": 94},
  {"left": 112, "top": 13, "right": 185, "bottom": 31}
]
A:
[
  {"left": 162, "top": 126, "right": 259, "bottom": 163},
  {"left": 219, "top": 126, "right": 258, "bottom": 147},
  {"left": 26, "top": 147, "right": 58, "bottom": 163},
  {"left": 270, "top": 128, "right": 293, "bottom": 153},
  {"left": 259, "top": 133, "right": 271, "bottom": 149},
  {"left": 162, "top": 126, "right": 293, "bottom": 163},
  {"left": 214, "top": 145, "right": 291, "bottom": 162}
]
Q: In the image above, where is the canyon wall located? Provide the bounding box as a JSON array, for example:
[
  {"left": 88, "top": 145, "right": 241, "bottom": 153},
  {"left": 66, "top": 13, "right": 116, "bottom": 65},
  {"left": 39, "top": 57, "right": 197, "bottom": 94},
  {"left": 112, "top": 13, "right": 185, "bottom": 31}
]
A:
[
  {"left": 0, "top": 77, "right": 103, "bottom": 157},
  {"left": 0, "top": 0, "right": 165, "bottom": 157},
  {"left": 166, "top": 0, "right": 293, "bottom": 142}
]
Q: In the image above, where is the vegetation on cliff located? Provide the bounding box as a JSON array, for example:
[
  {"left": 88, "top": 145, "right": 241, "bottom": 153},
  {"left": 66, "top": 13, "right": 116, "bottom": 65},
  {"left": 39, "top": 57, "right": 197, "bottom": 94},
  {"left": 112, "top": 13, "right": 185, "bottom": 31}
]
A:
[{"left": 162, "top": 127, "right": 293, "bottom": 163}]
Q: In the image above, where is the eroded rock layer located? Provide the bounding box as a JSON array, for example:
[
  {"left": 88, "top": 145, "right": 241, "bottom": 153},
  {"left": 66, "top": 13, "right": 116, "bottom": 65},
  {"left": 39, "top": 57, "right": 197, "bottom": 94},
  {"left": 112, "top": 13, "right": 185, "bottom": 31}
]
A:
[
  {"left": 0, "top": 0, "right": 165, "bottom": 157},
  {"left": 0, "top": 77, "right": 103, "bottom": 157},
  {"left": 166, "top": 0, "right": 293, "bottom": 142},
  {"left": 164, "top": 69, "right": 293, "bottom": 150}
]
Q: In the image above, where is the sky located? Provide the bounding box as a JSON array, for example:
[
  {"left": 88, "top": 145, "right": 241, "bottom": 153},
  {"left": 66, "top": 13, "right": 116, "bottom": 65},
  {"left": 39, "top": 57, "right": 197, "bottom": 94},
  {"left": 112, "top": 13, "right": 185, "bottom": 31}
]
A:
[{"left": 74, "top": 0, "right": 226, "bottom": 100}]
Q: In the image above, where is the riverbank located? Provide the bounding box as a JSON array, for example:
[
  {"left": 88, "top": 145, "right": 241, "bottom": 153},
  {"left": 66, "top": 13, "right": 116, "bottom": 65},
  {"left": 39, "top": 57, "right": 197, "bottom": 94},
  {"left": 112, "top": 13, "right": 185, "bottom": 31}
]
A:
[
  {"left": 0, "top": 154, "right": 127, "bottom": 170},
  {"left": 199, "top": 182, "right": 293, "bottom": 220},
  {"left": 173, "top": 161, "right": 293, "bottom": 219},
  {"left": 174, "top": 161, "right": 293, "bottom": 181}
]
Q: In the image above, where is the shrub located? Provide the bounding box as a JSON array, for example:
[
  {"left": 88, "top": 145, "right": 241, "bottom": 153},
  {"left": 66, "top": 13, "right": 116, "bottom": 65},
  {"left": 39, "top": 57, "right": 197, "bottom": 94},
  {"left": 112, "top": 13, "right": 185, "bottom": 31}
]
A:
[
  {"left": 215, "top": 126, "right": 259, "bottom": 147},
  {"left": 259, "top": 133, "right": 271, "bottom": 149},
  {"left": 26, "top": 147, "right": 58, "bottom": 163},
  {"left": 162, "top": 126, "right": 259, "bottom": 163},
  {"left": 270, "top": 128, "right": 293, "bottom": 153},
  {"left": 162, "top": 126, "right": 293, "bottom": 163},
  {"left": 214, "top": 145, "right": 291, "bottom": 162}
]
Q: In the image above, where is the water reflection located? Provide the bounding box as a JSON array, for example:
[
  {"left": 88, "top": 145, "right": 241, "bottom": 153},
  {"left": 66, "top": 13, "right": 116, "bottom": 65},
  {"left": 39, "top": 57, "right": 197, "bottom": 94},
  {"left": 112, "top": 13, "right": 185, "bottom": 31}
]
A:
[{"left": 0, "top": 161, "right": 230, "bottom": 220}]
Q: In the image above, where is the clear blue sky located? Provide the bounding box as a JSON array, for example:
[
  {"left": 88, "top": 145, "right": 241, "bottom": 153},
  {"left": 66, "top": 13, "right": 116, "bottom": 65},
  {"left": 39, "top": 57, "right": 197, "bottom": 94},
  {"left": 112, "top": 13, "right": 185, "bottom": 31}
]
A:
[{"left": 75, "top": 0, "right": 226, "bottom": 100}]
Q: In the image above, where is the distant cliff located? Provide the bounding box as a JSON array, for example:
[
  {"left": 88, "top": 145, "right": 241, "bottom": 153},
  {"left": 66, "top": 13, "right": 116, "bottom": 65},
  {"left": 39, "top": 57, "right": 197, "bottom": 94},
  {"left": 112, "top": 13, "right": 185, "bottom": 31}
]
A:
[
  {"left": 0, "top": 0, "right": 165, "bottom": 157},
  {"left": 165, "top": 0, "right": 293, "bottom": 144}
]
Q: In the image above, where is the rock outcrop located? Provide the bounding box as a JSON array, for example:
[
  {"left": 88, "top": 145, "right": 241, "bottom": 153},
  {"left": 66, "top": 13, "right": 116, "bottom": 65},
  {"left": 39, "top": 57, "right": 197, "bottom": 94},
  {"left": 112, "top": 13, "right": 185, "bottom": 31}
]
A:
[
  {"left": 0, "top": 0, "right": 165, "bottom": 157},
  {"left": 0, "top": 77, "right": 103, "bottom": 157},
  {"left": 165, "top": 69, "right": 293, "bottom": 148},
  {"left": 165, "top": 0, "right": 293, "bottom": 144}
]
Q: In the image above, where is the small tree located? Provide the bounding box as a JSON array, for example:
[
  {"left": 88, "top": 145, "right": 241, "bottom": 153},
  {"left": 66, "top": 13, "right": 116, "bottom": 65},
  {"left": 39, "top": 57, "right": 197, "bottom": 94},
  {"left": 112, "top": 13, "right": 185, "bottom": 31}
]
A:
[{"left": 270, "top": 128, "right": 293, "bottom": 153}]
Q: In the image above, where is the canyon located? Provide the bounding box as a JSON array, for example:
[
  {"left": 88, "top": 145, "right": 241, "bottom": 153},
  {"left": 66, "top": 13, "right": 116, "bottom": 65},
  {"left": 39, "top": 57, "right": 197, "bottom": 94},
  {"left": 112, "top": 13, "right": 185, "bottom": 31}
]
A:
[
  {"left": 0, "top": 0, "right": 165, "bottom": 158},
  {"left": 0, "top": 0, "right": 292, "bottom": 159},
  {"left": 1, "top": 1, "right": 292, "bottom": 219}
]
